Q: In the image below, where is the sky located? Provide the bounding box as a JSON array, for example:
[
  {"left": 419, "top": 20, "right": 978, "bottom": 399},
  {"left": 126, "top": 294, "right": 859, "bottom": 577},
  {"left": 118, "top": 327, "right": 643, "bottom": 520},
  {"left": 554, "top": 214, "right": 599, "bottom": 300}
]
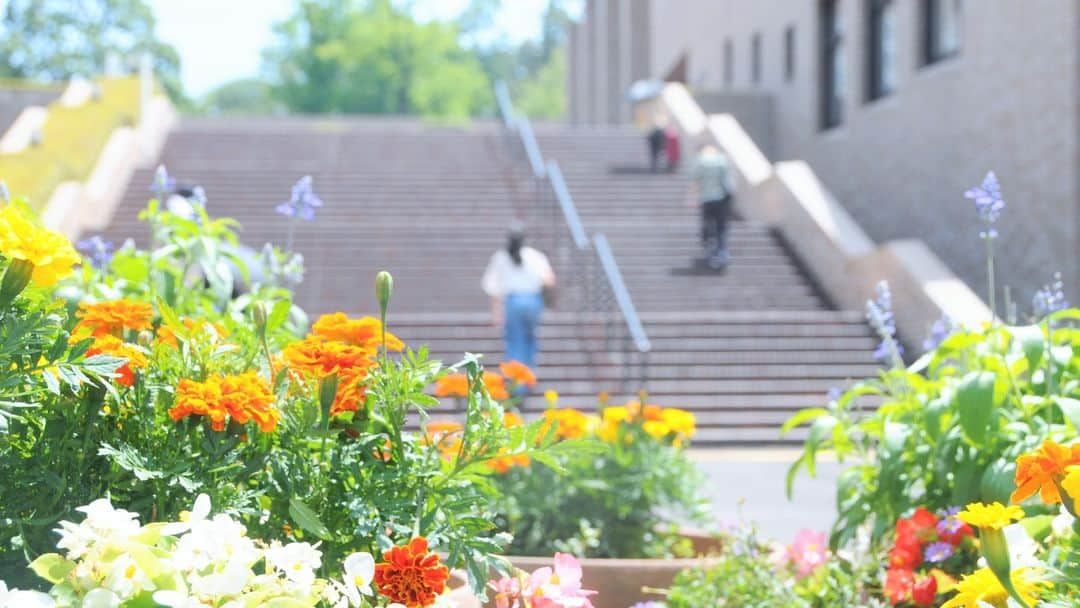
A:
[{"left": 150, "top": 0, "right": 559, "bottom": 98}]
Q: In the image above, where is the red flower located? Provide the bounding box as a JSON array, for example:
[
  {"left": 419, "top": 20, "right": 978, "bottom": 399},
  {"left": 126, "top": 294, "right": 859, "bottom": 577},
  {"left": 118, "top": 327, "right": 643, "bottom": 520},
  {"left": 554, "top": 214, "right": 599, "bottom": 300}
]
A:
[
  {"left": 896, "top": 507, "right": 939, "bottom": 545},
  {"left": 888, "top": 535, "right": 923, "bottom": 570},
  {"left": 884, "top": 567, "right": 914, "bottom": 605},
  {"left": 911, "top": 575, "right": 937, "bottom": 606},
  {"left": 374, "top": 537, "right": 450, "bottom": 607},
  {"left": 938, "top": 519, "right": 974, "bottom": 546}
]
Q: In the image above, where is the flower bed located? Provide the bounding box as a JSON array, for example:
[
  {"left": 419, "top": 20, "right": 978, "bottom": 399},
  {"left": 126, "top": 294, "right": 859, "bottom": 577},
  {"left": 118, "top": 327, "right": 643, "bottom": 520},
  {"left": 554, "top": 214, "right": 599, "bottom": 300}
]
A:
[{"left": 0, "top": 178, "right": 602, "bottom": 607}]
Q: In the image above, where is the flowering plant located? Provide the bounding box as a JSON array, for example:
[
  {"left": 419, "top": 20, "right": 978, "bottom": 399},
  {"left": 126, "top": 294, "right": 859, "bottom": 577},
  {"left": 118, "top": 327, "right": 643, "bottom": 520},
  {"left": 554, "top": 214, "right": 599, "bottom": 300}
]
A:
[
  {"left": 482, "top": 394, "right": 709, "bottom": 558},
  {"left": 487, "top": 553, "right": 596, "bottom": 608},
  {"left": 880, "top": 507, "right": 977, "bottom": 607}
]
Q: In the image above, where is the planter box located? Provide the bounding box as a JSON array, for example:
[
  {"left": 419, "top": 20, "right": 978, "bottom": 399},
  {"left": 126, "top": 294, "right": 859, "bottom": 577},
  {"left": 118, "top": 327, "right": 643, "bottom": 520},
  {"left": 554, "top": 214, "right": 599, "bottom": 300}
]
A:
[{"left": 448, "top": 531, "right": 722, "bottom": 608}]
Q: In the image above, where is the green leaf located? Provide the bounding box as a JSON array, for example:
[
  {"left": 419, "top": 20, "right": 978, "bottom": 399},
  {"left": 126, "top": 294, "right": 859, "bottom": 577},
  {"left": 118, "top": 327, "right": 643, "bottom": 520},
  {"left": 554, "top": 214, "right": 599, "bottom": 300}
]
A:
[
  {"left": 979, "top": 458, "right": 1016, "bottom": 504},
  {"left": 29, "top": 553, "right": 75, "bottom": 583},
  {"left": 267, "top": 299, "right": 291, "bottom": 332},
  {"left": 1011, "top": 325, "right": 1045, "bottom": 370},
  {"left": 955, "top": 371, "right": 996, "bottom": 446},
  {"left": 1054, "top": 397, "right": 1080, "bottom": 430},
  {"left": 288, "top": 498, "right": 332, "bottom": 540},
  {"left": 156, "top": 296, "right": 183, "bottom": 332},
  {"left": 41, "top": 369, "right": 60, "bottom": 395},
  {"left": 1020, "top": 515, "right": 1056, "bottom": 542},
  {"left": 780, "top": 408, "right": 828, "bottom": 436}
]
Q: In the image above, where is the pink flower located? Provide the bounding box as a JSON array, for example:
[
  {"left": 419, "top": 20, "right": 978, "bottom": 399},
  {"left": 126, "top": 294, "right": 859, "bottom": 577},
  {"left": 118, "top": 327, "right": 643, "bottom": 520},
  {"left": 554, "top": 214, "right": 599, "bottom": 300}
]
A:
[
  {"left": 490, "top": 576, "right": 523, "bottom": 608},
  {"left": 788, "top": 529, "right": 828, "bottom": 578},
  {"left": 525, "top": 553, "right": 596, "bottom": 608}
]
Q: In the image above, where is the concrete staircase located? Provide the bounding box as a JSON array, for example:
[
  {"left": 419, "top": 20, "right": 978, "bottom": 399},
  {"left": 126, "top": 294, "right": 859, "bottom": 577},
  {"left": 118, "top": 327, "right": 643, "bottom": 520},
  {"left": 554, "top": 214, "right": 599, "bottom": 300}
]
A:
[{"left": 102, "top": 117, "right": 879, "bottom": 446}]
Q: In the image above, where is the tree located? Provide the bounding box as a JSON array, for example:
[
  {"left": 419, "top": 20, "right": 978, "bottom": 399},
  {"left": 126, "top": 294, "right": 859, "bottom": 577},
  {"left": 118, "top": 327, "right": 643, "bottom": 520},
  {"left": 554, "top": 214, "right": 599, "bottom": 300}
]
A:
[
  {"left": 0, "top": 0, "right": 185, "bottom": 103},
  {"left": 199, "top": 78, "right": 280, "bottom": 116},
  {"left": 263, "top": 0, "right": 488, "bottom": 119}
]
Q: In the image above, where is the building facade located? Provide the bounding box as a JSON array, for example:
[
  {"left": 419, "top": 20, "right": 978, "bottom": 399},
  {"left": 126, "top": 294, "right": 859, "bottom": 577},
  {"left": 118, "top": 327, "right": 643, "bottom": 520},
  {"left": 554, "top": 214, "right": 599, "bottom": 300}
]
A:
[{"left": 568, "top": 0, "right": 1080, "bottom": 309}]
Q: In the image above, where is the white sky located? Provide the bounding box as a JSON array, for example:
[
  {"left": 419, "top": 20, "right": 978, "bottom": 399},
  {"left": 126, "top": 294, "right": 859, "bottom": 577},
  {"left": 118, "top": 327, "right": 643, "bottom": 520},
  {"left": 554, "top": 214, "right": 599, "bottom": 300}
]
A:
[{"left": 150, "top": 0, "right": 558, "bottom": 97}]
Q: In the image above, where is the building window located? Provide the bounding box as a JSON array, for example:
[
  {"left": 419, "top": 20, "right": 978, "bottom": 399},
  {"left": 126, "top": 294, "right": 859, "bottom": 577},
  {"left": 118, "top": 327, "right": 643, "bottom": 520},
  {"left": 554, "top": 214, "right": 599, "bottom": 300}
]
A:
[
  {"left": 866, "top": 0, "right": 898, "bottom": 101},
  {"left": 820, "top": 0, "right": 845, "bottom": 129},
  {"left": 724, "top": 39, "right": 734, "bottom": 86},
  {"left": 922, "top": 0, "right": 962, "bottom": 65},
  {"left": 784, "top": 26, "right": 796, "bottom": 82},
  {"left": 751, "top": 32, "right": 763, "bottom": 84}
]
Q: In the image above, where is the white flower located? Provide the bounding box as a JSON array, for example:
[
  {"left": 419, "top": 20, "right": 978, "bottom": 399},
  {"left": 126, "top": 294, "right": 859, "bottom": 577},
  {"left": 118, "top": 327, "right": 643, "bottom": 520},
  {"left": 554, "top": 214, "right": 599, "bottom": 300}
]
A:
[
  {"left": 170, "top": 513, "right": 258, "bottom": 574},
  {"left": 0, "top": 581, "right": 55, "bottom": 608},
  {"left": 1051, "top": 509, "right": 1075, "bottom": 538},
  {"left": 82, "top": 588, "right": 121, "bottom": 608},
  {"left": 343, "top": 552, "right": 375, "bottom": 599},
  {"left": 161, "top": 493, "right": 211, "bottom": 536},
  {"left": 152, "top": 589, "right": 206, "bottom": 608},
  {"left": 55, "top": 498, "right": 140, "bottom": 559},
  {"left": 266, "top": 541, "right": 322, "bottom": 588},
  {"left": 188, "top": 562, "right": 253, "bottom": 598},
  {"left": 104, "top": 554, "right": 155, "bottom": 599}
]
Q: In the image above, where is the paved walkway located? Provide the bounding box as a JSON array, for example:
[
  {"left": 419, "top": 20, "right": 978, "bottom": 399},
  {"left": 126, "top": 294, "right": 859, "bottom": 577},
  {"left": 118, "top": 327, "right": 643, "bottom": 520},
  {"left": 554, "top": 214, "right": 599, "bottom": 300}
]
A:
[{"left": 692, "top": 450, "right": 843, "bottom": 543}]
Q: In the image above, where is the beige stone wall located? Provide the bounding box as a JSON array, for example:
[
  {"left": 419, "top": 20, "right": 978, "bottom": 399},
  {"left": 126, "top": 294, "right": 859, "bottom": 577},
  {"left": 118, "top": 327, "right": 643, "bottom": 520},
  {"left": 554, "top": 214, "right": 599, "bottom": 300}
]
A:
[{"left": 569, "top": 0, "right": 1080, "bottom": 309}]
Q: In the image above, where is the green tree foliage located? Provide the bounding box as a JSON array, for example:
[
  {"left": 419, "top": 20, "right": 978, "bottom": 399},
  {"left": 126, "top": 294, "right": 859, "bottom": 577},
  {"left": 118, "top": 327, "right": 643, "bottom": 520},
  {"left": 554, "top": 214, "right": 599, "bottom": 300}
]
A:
[
  {"left": 264, "top": 0, "right": 489, "bottom": 119},
  {"left": 200, "top": 78, "right": 280, "bottom": 116},
  {"left": 0, "top": 0, "right": 185, "bottom": 103}
]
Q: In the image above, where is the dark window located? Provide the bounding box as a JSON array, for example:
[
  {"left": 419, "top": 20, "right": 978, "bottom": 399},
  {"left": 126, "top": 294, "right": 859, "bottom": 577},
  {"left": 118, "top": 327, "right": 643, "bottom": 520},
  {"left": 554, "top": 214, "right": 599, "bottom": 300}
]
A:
[
  {"left": 866, "top": 0, "right": 897, "bottom": 101},
  {"left": 784, "top": 26, "right": 796, "bottom": 82},
  {"left": 820, "top": 0, "right": 844, "bottom": 129},
  {"left": 922, "top": 0, "right": 962, "bottom": 65},
  {"left": 751, "top": 32, "right": 762, "bottom": 84},
  {"left": 724, "top": 38, "right": 734, "bottom": 86}
]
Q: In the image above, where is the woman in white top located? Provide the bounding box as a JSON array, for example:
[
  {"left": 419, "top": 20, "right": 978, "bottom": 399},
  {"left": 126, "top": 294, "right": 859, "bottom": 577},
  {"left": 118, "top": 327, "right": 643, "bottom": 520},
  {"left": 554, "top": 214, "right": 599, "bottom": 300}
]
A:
[{"left": 482, "top": 225, "right": 555, "bottom": 373}]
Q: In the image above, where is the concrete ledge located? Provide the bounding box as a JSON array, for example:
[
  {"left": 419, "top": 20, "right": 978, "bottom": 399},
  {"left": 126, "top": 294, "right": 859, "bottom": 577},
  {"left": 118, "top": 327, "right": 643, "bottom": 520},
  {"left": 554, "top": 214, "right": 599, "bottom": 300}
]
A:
[
  {"left": 0, "top": 106, "right": 47, "bottom": 154},
  {"left": 58, "top": 77, "right": 94, "bottom": 107},
  {"left": 40, "top": 92, "right": 175, "bottom": 239},
  {"left": 656, "top": 82, "right": 990, "bottom": 346}
]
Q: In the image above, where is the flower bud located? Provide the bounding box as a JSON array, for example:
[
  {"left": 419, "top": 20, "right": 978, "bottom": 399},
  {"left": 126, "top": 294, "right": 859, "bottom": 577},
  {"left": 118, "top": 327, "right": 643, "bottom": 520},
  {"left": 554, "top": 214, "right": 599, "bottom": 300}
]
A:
[
  {"left": 318, "top": 374, "right": 340, "bottom": 424},
  {"left": 252, "top": 301, "right": 268, "bottom": 335},
  {"left": 137, "top": 330, "right": 154, "bottom": 347},
  {"left": 375, "top": 271, "right": 393, "bottom": 320},
  {"left": 0, "top": 259, "right": 34, "bottom": 306}
]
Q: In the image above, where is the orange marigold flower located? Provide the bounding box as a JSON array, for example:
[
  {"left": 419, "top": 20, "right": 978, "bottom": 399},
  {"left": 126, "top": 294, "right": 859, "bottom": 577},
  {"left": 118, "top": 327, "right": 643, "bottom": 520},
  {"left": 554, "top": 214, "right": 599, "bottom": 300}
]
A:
[
  {"left": 424, "top": 420, "right": 463, "bottom": 461},
  {"left": 499, "top": 360, "right": 536, "bottom": 388},
  {"left": 433, "top": 374, "right": 469, "bottom": 398},
  {"left": 157, "top": 318, "right": 229, "bottom": 348},
  {"left": 311, "top": 312, "right": 404, "bottom": 351},
  {"left": 1012, "top": 440, "right": 1080, "bottom": 505},
  {"left": 541, "top": 408, "right": 595, "bottom": 440},
  {"left": 330, "top": 372, "right": 368, "bottom": 417},
  {"left": 433, "top": 371, "right": 509, "bottom": 401},
  {"left": 71, "top": 299, "right": 153, "bottom": 340},
  {"left": 487, "top": 451, "right": 531, "bottom": 474},
  {"left": 374, "top": 537, "right": 450, "bottom": 608},
  {"left": 86, "top": 335, "right": 148, "bottom": 387},
  {"left": 282, "top": 337, "right": 375, "bottom": 379},
  {"left": 168, "top": 372, "right": 279, "bottom": 433}
]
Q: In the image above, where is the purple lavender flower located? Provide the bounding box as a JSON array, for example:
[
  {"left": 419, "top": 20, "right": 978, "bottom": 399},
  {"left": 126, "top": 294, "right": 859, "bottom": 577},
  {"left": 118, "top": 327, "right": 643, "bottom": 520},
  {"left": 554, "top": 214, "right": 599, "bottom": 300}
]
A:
[
  {"left": 866, "top": 281, "right": 902, "bottom": 365},
  {"left": 150, "top": 164, "right": 175, "bottom": 199},
  {"left": 923, "top": 315, "right": 955, "bottom": 352},
  {"left": 827, "top": 387, "right": 843, "bottom": 402},
  {"left": 76, "top": 235, "right": 115, "bottom": 269},
  {"left": 924, "top": 541, "right": 954, "bottom": 563},
  {"left": 939, "top": 506, "right": 962, "bottom": 518},
  {"left": 964, "top": 171, "right": 1005, "bottom": 239},
  {"left": 1032, "top": 272, "right": 1068, "bottom": 319},
  {"left": 275, "top": 175, "right": 323, "bottom": 221},
  {"left": 873, "top": 340, "right": 905, "bottom": 363},
  {"left": 189, "top": 185, "right": 207, "bottom": 208}
]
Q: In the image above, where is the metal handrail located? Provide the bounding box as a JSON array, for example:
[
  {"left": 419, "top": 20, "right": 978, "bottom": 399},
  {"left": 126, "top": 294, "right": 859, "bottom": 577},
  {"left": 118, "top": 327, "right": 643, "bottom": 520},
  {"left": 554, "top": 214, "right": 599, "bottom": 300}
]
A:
[
  {"left": 545, "top": 160, "right": 589, "bottom": 251},
  {"left": 494, "top": 81, "right": 516, "bottom": 130},
  {"left": 517, "top": 116, "right": 546, "bottom": 180},
  {"left": 592, "top": 233, "right": 651, "bottom": 354}
]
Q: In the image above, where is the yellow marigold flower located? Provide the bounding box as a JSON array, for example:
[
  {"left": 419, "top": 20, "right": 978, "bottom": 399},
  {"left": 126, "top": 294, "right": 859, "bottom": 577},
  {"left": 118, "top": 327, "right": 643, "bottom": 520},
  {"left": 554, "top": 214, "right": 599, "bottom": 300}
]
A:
[
  {"left": 957, "top": 502, "right": 1024, "bottom": 531},
  {"left": 71, "top": 299, "right": 154, "bottom": 340},
  {"left": 0, "top": 204, "right": 79, "bottom": 286},
  {"left": 544, "top": 390, "right": 558, "bottom": 407},
  {"left": 1011, "top": 440, "right": 1080, "bottom": 505},
  {"left": 643, "top": 420, "right": 672, "bottom": 440},
  {"left": 940, "top": 567, "right": 1047, "bottom": 608},
  {"left": 662, "top": 408, "right": 696, "bottom": 438},
  {"left": 1062, "top": 466, "right": 1080, "bottom": 504},
  {"left": 310, "top": 312, "right": 403, "bottom": 351},
  {"left": 602, "top": 406, "right": 632, "bottom": 425},
  {"left": 168, "top": 372, "right": 278, "bottom": 433}
]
